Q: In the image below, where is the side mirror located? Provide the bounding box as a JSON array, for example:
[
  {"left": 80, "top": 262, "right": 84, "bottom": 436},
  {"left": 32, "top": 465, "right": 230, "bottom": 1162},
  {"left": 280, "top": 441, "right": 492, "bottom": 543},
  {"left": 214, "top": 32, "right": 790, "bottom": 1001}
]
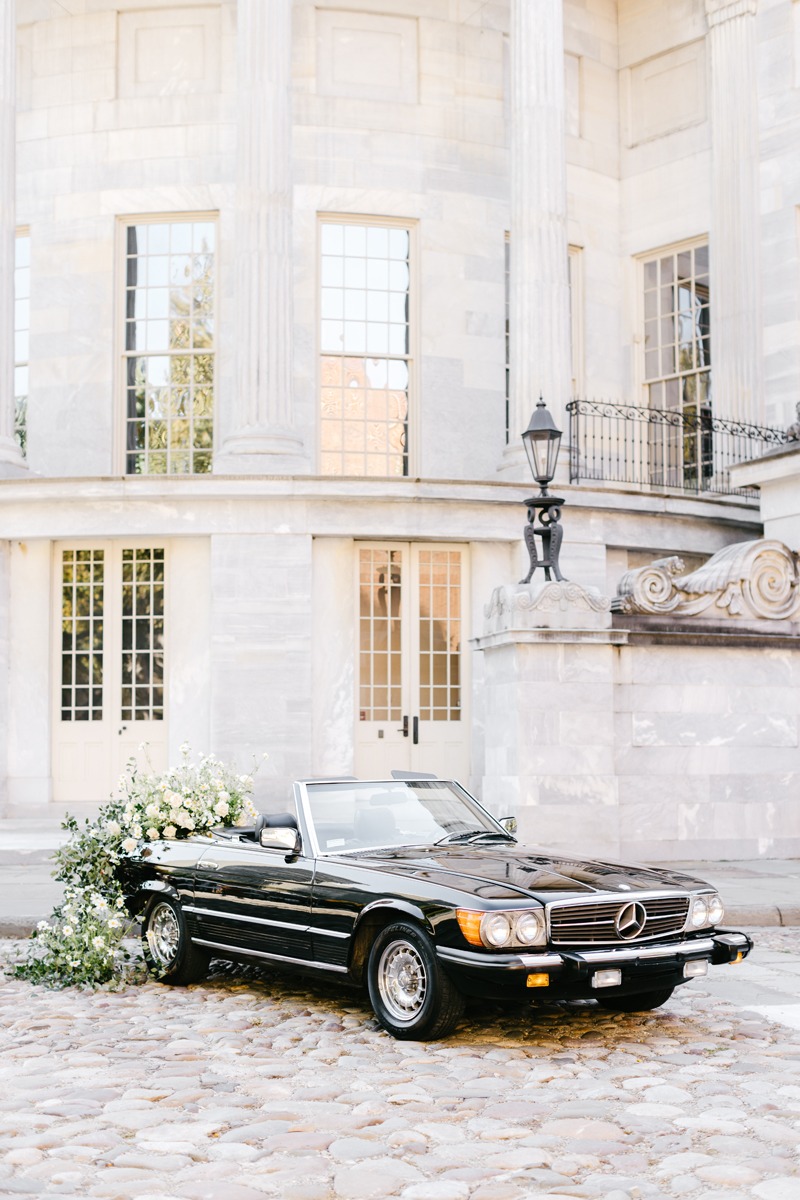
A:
[
  {"left": 260, "top": 826, "right": 301, "bottom": 856},
  {"left": 500, "top": 816, "right": 517, "bottom": 835}
]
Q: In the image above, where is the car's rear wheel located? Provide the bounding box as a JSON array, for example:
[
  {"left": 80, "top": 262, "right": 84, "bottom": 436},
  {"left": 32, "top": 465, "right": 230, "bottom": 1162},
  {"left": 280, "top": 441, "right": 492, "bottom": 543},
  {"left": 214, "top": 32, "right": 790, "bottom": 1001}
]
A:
[
  {"left": 367, "top": 920, "right": 465, "bottom": 1040},
  {"left": 142, "top": 896, "right": 208, "bottom": 985},
  {"left": 598, "top": 985, "right": 675, "bottom": 1013}
]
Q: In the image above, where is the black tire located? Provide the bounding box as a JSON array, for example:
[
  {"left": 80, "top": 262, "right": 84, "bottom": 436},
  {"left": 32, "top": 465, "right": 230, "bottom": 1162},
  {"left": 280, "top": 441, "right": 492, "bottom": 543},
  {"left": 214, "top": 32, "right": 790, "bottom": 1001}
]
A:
[
  {"left": 142, "top": 896, "right": 209, "bottom": 985},
  {"left": 366, "top": 920, "right": 465, "bottom": 1040},
  {"left": 598, "top": 986, "right": 675, "bottom": 1013}
]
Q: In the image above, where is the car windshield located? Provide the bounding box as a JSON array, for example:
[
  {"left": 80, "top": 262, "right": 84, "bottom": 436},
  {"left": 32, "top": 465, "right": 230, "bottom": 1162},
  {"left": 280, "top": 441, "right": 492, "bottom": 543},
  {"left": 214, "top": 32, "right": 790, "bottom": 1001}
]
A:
[{"left": 304, "top": 780, "right": 509, "bottom": 854}]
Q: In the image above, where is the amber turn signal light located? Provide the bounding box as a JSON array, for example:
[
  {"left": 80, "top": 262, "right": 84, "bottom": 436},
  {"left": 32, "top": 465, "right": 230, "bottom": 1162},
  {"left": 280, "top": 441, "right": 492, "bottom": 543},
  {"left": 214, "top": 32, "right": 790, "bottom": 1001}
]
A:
[
  {"left": 456, "top": 909, "right": 483, "bottom": 946},
  {"left": 526, "top": 973, "right": 550, "bottom": 988}
]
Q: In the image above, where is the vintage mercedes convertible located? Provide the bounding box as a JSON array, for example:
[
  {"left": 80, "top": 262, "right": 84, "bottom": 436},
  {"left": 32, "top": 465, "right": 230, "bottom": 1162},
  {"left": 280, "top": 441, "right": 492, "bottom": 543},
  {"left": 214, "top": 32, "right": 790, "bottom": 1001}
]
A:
[{"left": 117, "top": 776, "right": 753, "bottom": 1039}]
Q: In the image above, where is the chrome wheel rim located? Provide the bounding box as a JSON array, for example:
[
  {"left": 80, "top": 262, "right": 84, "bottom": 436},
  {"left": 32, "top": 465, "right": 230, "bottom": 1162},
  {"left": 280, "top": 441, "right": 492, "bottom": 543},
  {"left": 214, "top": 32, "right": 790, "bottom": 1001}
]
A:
[
  {"left": 377, "top": 939, "right": 428, "bottom": 1024},
  {"left": 147, "top": 902, "right": 180, "bottom": 966}
]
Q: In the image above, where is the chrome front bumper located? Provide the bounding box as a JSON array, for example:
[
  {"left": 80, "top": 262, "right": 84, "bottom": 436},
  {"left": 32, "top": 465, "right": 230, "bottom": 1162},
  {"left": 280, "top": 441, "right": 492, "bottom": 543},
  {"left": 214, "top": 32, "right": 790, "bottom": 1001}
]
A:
[{"left": 436, "top": 930, "right": 752, "bottom": 974}]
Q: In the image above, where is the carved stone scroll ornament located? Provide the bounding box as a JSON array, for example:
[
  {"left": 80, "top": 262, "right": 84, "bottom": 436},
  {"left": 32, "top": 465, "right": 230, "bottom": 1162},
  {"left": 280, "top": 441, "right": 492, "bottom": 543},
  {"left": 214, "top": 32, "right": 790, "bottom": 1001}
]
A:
[{"left": 612, "top": 539, "right": 800, "bottom": 621}]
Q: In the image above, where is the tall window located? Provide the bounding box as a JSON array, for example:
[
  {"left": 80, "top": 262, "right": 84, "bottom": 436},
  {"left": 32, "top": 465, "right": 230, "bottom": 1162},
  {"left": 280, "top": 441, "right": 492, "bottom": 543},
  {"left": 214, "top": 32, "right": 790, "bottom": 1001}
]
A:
[
  {"left": 319, "top": 219, "right": 411, "bottom": 476},
  {"left": 123, "top": 218, "right": 215, "bottom": 475},
  {"left": 642, "top": 241, "right": 711, "bottom": 487},
  {"left": 14, "top": 233, "right": 31, "bottom": 457}
]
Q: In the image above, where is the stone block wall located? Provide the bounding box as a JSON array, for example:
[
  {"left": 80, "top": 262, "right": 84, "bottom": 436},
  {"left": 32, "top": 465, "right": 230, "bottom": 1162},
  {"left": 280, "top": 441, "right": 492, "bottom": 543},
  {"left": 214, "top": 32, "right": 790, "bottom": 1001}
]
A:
[{"left": 478, "top": 628, "right": 800, "bottom": 862}]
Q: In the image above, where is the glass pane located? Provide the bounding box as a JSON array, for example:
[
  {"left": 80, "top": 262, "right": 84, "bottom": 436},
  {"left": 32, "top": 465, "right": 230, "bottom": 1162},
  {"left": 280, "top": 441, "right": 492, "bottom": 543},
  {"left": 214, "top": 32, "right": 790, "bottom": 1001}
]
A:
[
  {"left": 123, "top": 220, "right": 215, "bottom": 476},
  {"left": 358, "top": 548, "right": 402, "bottom": 721},
  {"left": 320, "top": 224, "right": 411, "bottom": 477}
]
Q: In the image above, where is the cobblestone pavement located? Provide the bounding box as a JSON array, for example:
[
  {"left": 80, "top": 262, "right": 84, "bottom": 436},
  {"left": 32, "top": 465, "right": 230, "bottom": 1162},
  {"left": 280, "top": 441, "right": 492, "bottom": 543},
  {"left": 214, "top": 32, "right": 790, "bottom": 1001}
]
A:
[{"left": 1, "top": 931, "right": 799, "bottom": 1200}]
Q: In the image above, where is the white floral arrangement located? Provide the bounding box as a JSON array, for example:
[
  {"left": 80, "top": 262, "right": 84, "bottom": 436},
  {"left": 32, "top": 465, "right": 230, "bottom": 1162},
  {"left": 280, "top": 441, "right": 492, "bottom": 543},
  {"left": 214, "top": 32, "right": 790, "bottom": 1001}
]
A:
[{"left": 14, "top": 745, "right": 260, "bottom": 989}]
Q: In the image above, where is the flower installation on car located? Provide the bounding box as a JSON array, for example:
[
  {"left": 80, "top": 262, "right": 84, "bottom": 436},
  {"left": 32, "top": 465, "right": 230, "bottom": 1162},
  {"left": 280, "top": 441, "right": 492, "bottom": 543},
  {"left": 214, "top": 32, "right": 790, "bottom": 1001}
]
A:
[{"left": 13, "top": 745, "right": 258, "bottom": 989}]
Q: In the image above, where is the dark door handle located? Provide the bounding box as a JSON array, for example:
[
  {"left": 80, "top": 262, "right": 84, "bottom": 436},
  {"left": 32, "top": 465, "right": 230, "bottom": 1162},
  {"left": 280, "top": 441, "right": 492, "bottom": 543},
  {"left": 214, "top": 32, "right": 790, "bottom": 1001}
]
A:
[
  {"left": 397, "top": 716, "right": 409, "bottom": 737},
  {"left": 412, "top": 716, "right": 419, "bottom": 745}
]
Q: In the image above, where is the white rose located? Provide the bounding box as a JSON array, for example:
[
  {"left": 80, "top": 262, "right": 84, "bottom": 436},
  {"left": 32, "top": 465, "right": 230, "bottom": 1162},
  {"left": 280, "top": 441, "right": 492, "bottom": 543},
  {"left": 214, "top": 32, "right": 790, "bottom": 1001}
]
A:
[
  {"left": 217, "top": 790, "right": 230, "bottom": 803},
  {"left": 121, "top": 837, "right": 138, "bottom": 854},
  {"left": 146, "top": 827, "right": 159, "bottom": 840},
  {"left": 145, "top": 803, "right": 159, "bottom": 818},
  {"left": 163, "top": 824, "right": 177, "bottom": 839},
  {"left": 214, "top": 799, "right": 229, "bottom": 818},
  {"left": 106, "top": 820, "right": 121, "bottom": 837}
]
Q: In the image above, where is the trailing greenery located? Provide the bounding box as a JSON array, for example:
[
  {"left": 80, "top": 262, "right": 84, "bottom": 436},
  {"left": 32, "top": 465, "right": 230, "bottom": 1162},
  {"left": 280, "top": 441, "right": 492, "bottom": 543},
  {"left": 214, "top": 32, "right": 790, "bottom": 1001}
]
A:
[{"left": 13, "top": 746, "right": 259, "bottom": 989}]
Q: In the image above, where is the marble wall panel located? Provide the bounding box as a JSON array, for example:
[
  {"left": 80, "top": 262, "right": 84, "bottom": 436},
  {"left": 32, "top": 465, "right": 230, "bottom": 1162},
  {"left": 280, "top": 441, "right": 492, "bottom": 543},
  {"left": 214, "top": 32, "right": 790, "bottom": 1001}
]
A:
[
  {"left": 209, "top": 534, "right": 313, "bottom": 805},
  {"left": 0, "top": 545, "right": 8, "bottom": 809}
]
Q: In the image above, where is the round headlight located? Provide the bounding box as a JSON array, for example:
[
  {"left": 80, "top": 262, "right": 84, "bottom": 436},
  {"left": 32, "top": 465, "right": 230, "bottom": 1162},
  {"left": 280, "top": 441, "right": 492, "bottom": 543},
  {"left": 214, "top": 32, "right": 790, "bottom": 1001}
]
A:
[
  {"left": 482, "top": 913, "right": 513, "bottom": 947},
  {"left": 707, "top": 894, "right": 724, "bottom": 925},
  {"left": 514, "top": 911, "right": 545, "bottom": 946},
  {"left": 690, "top": 896, "right": 708, "bottom": 928}
]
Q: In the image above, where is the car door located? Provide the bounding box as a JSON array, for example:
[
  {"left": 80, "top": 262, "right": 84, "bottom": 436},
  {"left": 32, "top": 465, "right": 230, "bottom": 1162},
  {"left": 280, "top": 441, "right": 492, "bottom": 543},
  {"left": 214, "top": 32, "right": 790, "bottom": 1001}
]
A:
[{"left": 188, "top": 840, "right": 315, "bottom": 964}]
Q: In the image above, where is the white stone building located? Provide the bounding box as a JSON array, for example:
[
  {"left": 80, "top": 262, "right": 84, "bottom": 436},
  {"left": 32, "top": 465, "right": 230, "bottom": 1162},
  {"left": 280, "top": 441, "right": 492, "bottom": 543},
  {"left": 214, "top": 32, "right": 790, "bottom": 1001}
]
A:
[{"left": 1, "top": 0, "right": 798, "bottom": 857}]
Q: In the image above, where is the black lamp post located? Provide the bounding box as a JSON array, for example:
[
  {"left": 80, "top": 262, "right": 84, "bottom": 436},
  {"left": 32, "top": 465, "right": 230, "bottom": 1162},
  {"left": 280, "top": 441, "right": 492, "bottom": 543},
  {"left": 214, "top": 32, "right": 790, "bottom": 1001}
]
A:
[{"left": 519, "top": 397, "right": 567, "bottom": 584}]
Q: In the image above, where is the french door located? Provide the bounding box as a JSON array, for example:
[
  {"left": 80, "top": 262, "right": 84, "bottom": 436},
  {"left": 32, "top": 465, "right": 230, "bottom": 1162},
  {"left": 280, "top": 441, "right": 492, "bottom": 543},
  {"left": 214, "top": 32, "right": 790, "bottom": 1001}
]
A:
[
  {"left": 52, "top": 543, "right": 168, "bottom": 804},
  {"left": 354, "top": 543, "right": 469, "bottom": 781}
]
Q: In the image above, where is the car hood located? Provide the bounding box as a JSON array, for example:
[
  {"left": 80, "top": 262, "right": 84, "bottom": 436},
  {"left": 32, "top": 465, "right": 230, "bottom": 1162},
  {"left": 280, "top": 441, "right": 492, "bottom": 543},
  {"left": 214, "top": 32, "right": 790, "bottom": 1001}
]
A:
[{"left": 341, "top": 844, "right": 708, "bottom": 903}]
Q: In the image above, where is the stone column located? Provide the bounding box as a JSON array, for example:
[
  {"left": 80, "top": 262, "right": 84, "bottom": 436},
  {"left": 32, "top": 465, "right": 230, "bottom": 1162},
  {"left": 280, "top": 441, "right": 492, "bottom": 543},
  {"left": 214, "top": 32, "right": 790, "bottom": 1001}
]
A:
[
  {"left": 705, "top": 0, "right": 763, "bottom": 423},
  {"left": 0, "top": 0, "right": 25, "bottom": 475},
  {"left": 217, "top": 0, "right": 307, "bottom": 473},
  {"left": 502, "top": 0, "right": 572, "bottom": 478}
]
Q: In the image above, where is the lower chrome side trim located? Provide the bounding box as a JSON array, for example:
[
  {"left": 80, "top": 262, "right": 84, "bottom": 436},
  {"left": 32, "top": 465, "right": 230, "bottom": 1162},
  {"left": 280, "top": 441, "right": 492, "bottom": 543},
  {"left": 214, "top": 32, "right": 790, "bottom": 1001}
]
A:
[
  {"left": 183, "top": 903, "right": 348, "bottom": 940},
  {"left": 191, "top": 937, "right": 348, "bottom": 973}
]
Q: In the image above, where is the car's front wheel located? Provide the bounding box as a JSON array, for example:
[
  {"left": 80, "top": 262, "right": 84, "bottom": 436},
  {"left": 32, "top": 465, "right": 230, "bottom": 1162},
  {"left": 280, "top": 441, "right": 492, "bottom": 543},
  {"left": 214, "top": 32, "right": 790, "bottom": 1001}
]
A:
[
  {"left": 598, "top": 985, "right": 675, "bottom": 1013},
  {"left": 367, "top": 920, "right": 465, "bottom": 1040},
  {"left": 142, "top": 896, "right": 208, "bottom": 985}
]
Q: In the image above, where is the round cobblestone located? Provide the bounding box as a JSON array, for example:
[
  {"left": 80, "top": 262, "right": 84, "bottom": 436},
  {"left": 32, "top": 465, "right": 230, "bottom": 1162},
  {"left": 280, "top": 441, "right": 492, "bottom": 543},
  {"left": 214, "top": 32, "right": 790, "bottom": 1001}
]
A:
[{"left": 1, "top": 931, "right": 799, "bottom": 1199}]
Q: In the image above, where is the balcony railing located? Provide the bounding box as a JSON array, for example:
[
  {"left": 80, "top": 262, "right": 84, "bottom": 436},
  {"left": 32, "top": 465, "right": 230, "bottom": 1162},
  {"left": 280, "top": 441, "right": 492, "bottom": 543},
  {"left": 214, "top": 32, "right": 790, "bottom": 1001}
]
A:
[{"left": 567, "top": 399, "right": 789, "bottom": 498}]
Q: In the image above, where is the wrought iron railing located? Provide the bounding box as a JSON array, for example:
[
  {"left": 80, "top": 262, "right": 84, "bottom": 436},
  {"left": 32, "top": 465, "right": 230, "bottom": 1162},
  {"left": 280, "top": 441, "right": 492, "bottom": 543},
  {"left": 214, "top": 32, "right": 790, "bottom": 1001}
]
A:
[{"left": 567, "top": 399, "right": 788, "bottom": 498}]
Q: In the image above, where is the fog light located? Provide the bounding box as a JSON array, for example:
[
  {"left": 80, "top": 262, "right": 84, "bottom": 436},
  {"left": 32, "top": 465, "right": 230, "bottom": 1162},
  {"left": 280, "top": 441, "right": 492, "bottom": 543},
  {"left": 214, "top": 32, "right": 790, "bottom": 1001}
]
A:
[
  {"left": 526, "top": 973, "right": 549, "bottom": 988},
  {"left": 684, "top": 959, "right": 709, "bottom": 979},
  {"left": 592, "top": 969, "right": 622, "bottom": 989}
]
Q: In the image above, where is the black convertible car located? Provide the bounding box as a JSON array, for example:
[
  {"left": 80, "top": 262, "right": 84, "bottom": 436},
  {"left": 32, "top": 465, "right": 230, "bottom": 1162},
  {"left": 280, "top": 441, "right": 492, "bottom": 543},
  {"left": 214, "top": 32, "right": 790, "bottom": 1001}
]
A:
[{"left": 118, "top": 777, "right": 752, "bottom": 1039}]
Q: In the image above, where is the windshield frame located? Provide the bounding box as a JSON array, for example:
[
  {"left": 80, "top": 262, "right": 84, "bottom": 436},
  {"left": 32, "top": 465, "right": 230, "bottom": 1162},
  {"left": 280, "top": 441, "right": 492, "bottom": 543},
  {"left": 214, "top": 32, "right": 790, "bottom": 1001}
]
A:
[{"left": 294, "top": 778, "right": 510, "bottom": 858}]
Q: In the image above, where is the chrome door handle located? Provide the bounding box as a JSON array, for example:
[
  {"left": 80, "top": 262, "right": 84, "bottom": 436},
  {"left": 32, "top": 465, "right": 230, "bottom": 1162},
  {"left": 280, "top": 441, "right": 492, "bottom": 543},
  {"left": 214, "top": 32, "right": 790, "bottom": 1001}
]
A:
[{"left": 202, "top": 860, "right": 219, "bottom": 870}]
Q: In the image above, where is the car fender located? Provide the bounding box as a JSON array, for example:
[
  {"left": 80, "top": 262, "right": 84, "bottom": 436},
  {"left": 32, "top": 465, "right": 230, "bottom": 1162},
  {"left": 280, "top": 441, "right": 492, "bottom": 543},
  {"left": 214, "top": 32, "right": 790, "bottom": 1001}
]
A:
[
  {"left": 354, "top": 897, "right": 435, "bottom": 937},
  {"left": 134, "top": 878, "right": 181, "bottom": 910}
]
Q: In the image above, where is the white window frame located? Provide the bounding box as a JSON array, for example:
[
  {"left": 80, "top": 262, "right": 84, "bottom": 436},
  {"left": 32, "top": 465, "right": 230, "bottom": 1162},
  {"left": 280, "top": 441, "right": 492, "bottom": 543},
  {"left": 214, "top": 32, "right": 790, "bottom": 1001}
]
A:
[
  {"left": 14, "top": 228, "right": 31, "bottom": 457},
  {"left": 636, "top": 234, "right": 711, "bottom": 488},
  {"left": 114, "top": 212, "right": 219, "bottom": 477},
  {"left": 568, "top": 244, "right": 584, "bottom": 400},
  {"left": 316, "top": 213, "right": 419, "bottom": 478},
  {"left": 635, "top": 234, "right": 710, "bottom": 407}
]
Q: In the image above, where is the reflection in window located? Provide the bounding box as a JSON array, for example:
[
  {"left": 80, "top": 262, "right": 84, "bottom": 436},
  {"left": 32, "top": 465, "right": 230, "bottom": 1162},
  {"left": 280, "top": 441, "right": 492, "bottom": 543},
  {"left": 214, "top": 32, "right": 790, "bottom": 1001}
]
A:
[
  {"left": 642, "top": 242, "right": 711, "bottom": 489},
  {"left": 418, "top": 550, "right": 460, "bottom": 722},
  {"left": 320, "top": 221, "right": 411, "bottom": 476},
  {"left": 359, "top": 547, "right": 402, "bottom": 722},
  {"left": 123, "top": 220, "right": 215, "bottom": 475},
  {"left": 14, "top": 234, "right": 31, "bottom": 457},
  {"left": 61, "top": 549, "right": 104, "bottom": 722},
  {"left": 121, "top": 548, "right": 165, "bottom": 722}
]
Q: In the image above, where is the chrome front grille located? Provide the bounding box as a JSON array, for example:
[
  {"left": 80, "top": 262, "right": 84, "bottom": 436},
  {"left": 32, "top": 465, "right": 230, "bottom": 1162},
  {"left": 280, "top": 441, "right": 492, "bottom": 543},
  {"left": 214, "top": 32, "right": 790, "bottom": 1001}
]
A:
[{"left": 549, "top": 894, "right": 690, "bottom": 946}]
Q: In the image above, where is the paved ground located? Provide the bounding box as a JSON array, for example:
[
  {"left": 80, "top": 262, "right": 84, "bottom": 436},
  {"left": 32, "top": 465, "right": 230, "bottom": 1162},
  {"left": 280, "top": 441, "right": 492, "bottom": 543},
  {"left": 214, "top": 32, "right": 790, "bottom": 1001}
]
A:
[{"left": 1, "top": 928, "right": 799, "bottom": 1200}]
